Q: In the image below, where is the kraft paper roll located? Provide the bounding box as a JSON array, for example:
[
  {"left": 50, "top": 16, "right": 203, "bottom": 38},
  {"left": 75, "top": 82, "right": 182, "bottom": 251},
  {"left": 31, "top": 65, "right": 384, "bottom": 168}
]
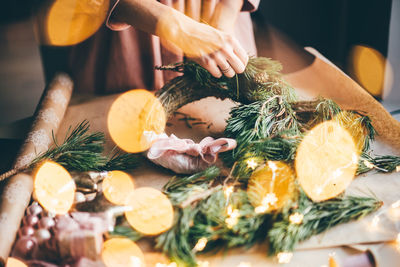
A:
[{"left": 0, "top": 73, "right": 73, "bottom": 266}]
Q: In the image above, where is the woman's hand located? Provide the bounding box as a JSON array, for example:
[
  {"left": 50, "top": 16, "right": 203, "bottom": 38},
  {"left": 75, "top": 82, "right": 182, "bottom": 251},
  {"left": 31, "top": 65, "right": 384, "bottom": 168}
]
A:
[{"left": 183, "top": 0, "right": 248, "bottom": 78}]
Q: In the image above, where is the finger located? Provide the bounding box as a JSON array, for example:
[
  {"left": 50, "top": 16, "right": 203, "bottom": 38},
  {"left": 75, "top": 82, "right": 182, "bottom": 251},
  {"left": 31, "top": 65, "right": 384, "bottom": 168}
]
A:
[
  {"left": 222, "top": 45, "right": 246, "bottom": 74},
  {"left": 193, "top": 56, "right": 223, "bottom": 78},
  {"left": 201, "top": 0, "right": 217, "bottom": 24},
  {"left": 212, "top": 52, "right": 235, "bottom": 78},
  {"left": 185, "top": 0, "right": 201, "bottom": 21},
  {"left": 231, "top": 37, "right": 249, "bottom": 67}
]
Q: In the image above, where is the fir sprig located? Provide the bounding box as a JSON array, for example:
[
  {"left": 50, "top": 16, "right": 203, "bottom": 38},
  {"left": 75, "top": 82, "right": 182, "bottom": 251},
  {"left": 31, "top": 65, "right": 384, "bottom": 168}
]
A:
[
  {"left": 32, "top": 120, "right": 107, "bottom": 171},
  {"left": 0, "top": 120, "right": 139, "bottom": 181},
  {"left": 267, "top": 191, "right": 382, "bottom": 254}
]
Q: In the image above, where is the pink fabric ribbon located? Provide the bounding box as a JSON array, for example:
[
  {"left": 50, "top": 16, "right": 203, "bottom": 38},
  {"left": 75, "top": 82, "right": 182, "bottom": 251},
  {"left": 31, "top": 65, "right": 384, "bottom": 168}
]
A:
[{"left": 147, "top": 134, "right": 237, "bottom": 174}]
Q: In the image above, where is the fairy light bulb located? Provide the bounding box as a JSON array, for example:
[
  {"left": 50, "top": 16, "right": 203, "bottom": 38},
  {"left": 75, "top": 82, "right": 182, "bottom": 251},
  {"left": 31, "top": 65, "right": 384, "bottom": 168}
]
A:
[
  {"left": 363, "top": 160, "right": 375, "bottom": 169},
  {"left": 156, "top": 263, "right": 178, "bottom": 267},
  {"left": 34, "top": 161, "right": 75, "bottom": 214},
  {"left": 277, "top": 252, "right": 293, "bottom": 264},
  {"left": 395, "top": 233, "right": 400, "bottom": 251},
  {"left": 369, "top": 216, "right": 380, "bottom": 230},
  {"left": 225, "top": 205, "right": 240, "bottom": 229},
  {"left": 246, "top": 158, "right": 258, "bottom": 170},
  {"left": 248, "top": 161, "right": 295, "bottom": 214},
  {"left": 107, "top": 89, "right": 166, "bottom": 153},
  {"left": 396, "top": 166, "right": 400, "bottom": 172},
  {"left": 102, "top": 170, "right": 135, "bottom": 205},
  {"left": 193, "top": 237, "right": 208, "bottom": 252},
  {"left": 197, "top": 261, "right": 210, "bottom": 267},
  {"left": 125, "top": 187, "right": 174, "bottom": 235},
  {"left": 289, "top": 212, "right": 304, "bottom": 224},
  {"left": 224, "top": 185, "right": 234, "bottom": 200}
]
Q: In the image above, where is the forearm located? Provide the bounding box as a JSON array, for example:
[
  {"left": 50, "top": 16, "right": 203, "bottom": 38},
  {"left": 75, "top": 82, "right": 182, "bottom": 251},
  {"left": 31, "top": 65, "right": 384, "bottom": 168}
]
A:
[
  {"left": 210, "top": 0, "right": 244, "bottom": 32},
  {"left": 112, "top": 0, "right": 178, "bottom": 35}
]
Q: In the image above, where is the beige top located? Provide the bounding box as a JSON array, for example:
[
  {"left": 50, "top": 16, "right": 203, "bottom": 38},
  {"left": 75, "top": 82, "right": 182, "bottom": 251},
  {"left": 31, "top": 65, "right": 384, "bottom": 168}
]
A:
[{"left": 40, "top": 0, "right": 259, "bottom": 94}]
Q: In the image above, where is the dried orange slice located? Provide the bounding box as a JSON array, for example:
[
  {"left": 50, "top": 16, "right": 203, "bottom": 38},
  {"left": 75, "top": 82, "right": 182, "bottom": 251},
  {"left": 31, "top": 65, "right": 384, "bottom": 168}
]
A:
[
  {"left": 334, "top": 111, "right": 368, "bottom": 153},
  {"left": 295, "top": 121, "right": 358, "bottom": 202},
  {"left": 247, "top": 161, "right": 296, "bottom": 213}
]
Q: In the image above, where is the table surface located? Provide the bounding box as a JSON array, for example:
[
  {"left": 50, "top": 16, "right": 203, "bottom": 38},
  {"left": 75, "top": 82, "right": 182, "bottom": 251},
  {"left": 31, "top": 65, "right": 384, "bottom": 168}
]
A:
[{"left": 51, "top": 91, "right": 400, "bottom": 267}]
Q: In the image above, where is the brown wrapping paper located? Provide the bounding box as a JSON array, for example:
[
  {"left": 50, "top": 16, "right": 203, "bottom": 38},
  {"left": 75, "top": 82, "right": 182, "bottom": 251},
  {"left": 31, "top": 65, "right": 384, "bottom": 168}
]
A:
[
  {"left": 0, "top": 73, "right": 73, "bottom": 266},
  {"left": 286, "top": 47, "right": 400, "bottom": 152}
]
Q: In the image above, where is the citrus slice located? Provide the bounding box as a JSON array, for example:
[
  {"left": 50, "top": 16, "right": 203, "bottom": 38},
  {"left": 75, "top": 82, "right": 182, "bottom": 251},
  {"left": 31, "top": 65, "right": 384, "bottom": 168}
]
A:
[
  {"left": 247, "top": 161, "right": 295, "bottom": 213},
  {"left": 333, "top": 111, "right": 368, "bottom": 153},
  {"left": 295, "top": 121, "right": 358, "bottom": 202},
  {"left": 125, "top": 187, "right": 174, "bottom": 235},
  {"left": 107, "top": 89, "right": 166, "bottom": 153}
]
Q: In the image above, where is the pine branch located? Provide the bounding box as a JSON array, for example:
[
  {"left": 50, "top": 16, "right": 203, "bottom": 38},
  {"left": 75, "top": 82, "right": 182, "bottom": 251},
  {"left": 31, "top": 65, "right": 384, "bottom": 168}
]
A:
[
  {"left": 103, "top": 152, "right": 141, "bottom": 171},
  {"left": 31, "top": 120, "right": 107, "bottom": 171},
  {"left": 358, "top": 152, "right": 400, "bottom": 174},
  {"left": 109, "top": 225, "right": 143, "bottom": 241},
  {"left": 267, "top": 191, "right": 382, "bottom": 254}
]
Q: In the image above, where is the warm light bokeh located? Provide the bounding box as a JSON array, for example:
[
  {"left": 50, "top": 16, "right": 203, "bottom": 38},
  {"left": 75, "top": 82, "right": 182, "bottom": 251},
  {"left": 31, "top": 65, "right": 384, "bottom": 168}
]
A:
[
  {"left": 247, "top": 161, "right": 295, "bottom": 213},
  {"left": 6, "top": 258, "right": 27, "bottom": 267},
  {"left": 39, "top": 0, "right": 109, "bottom": 46},
  {"left": 102, "top": 238, "right": 145, "bottom": 267},
  {"left": 34, "top": 161, "right": 75, "bottom": 214},
  {"left": 107, "top": 89, "right": 166, "bottom": 153},
  {"left": 350, "top": 45, "right": 392, "bottom": 97},
  {"left": 125, "top": 187, "right": 174, "bottom": 235},
  {"left": 295, "top": 121, "right": 358, "bottom": 202},
  {"left": 102, "top": 170, "right": 135, "bottom": 205}
]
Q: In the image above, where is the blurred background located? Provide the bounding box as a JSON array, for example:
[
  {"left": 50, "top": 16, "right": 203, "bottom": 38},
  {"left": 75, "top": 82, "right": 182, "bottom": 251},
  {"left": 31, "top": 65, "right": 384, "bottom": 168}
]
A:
[{"left": 0, "top": 0, "right": 399, "bottom": 170}]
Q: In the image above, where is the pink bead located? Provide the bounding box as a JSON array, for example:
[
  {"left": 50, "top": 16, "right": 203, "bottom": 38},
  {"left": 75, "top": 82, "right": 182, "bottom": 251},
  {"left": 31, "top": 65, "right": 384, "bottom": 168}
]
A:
[
  {"left": 12, "top": 237, "right": 37, "bottom": 258},
  {"left": 18, "top": 226, "right": 35, "bottom": 237},
  {"left": 35, "top": 229, "right": 51, "bottom": 244},
  {"left": 39, "top": 217, "right": 56, "bottom": 229},
  {"left": 23, "top": 215, "right": 39, "bottom": 227},
  {"left": 27, "top": 203, "right": 43, "bottom": 216}
]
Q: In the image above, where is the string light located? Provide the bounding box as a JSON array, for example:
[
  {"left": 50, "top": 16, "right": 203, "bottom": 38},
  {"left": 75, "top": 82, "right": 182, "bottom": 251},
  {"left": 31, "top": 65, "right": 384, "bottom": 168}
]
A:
[
  {"left": 155, "top": 263, "right": 177, "bottom": 267},
  {"left": 254, "top": 193, "right": 278, "bottom": 214},
  {"left": 237, "top": 262, "right": 252, "bottom": 267},
  {"left": 246, "top": 158, "right": 258, "bottom": 170},
  {"left": 193, "top": 237, "right": 208, "bottom": 252},
  {"left": 392, "top": 200, "right": 400, "bottom": 209},
  {"left": 370, "top": 216, "right": 380, "bottom": 229},
  {"left": 396, "top": 166, "right": 400, "bottom": 172},
  {"left": 363, "top": 160, "right": 375, "bottom": 169},
  {"left": 289, "top": 212, "right": 304, "bottom": 224},
  {"left": 277, "top": 252, "right": 293, "bottom": 264},
  {"left": 197, "top": 261, "right": 210, "bottom": 267},
  {"left": 224, "top": 185, "right": 234, "bottom": 200},
  {"left": 225, "top": 205, "right": 240, "bottom": 229}
]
